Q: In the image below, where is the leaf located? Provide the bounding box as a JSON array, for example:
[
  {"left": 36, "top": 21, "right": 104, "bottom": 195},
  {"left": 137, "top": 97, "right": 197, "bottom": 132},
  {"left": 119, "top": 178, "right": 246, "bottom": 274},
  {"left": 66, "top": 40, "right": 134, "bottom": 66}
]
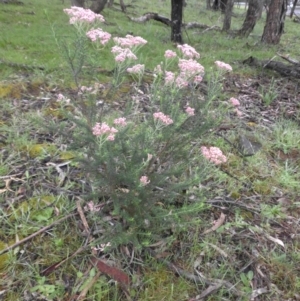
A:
[
  {"left": 92, "top": 258, "right": 130, "bottom": 286},
  {"left": 265, "top": 233, "right": 285, "bottom": 248},
  {"left": 203, "top": 212, "right": 226, "bottom": 235}
]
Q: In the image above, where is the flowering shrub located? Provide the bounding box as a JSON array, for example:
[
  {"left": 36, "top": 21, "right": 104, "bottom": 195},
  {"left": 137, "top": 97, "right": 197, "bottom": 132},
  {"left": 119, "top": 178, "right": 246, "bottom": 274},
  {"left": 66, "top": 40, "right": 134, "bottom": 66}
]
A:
[{"left": 51, "top": 7, "right": 233, "bottom": 247}]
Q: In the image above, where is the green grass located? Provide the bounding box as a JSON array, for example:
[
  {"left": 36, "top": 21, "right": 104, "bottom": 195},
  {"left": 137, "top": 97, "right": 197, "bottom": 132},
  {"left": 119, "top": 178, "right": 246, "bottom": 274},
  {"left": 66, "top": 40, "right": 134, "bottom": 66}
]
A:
[
  {"left": 0, "top": 0, "right": 300, "bottom": 300},
  {"left": 0, "top": 0, "right": 299, "bottom": 81}
]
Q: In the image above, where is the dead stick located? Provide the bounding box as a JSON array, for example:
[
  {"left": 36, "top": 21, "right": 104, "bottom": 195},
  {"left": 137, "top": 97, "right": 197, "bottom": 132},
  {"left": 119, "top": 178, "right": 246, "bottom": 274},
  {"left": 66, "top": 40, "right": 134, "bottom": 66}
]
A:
[{"left": 0, "top": 213, "right": 76, "bottom": 256}]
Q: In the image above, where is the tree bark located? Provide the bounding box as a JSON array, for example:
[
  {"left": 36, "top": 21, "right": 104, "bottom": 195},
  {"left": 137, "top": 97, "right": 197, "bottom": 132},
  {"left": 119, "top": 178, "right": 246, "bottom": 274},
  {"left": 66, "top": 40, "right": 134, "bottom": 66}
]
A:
[
  {"left": 171, "top": 0, "right": 184, "bottom": 44},
  {"left": 220, "top": 0, "right": 228, "bottom": 13},
  {"left": 206, "top": 0, "right": 211, "bottom": 9},
  {"left": 90, "top": 0, "right": 108, "bottom": 13},
  {"left": 222, "top": 0, "right": 234, "bottom": 31},
  {"left": 290, "top": 0, "right": 299, "bottom": 17},
  {"left": 71, "top": 0, "right": 85, "bottom": 7},
  {"left": 261, "top": 0, "right": 288, "bottom": 44},
  {"left": 238, "top": 0, "right": 260, "bottom": 37},
  {"left": 243, "top": 56, "right": 300, "bottom": 77},
  {"left": 257, "top": 0, "right": 264, "bottom": 18},
  {"left": 212, "top": 0, "right": 219, "bottom": 10}
]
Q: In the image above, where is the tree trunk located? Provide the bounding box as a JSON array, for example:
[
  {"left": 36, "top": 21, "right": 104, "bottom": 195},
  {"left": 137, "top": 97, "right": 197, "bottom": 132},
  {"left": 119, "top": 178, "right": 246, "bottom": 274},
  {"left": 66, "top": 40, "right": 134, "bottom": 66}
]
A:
[
  {"left": 90, "top": 0, "right": 108, "bottom": 13},
  {"left": 222, "top": 0, "right": 234, "bottom": 31},
  {"left": 220, "top": 0, "right": 228, "bottom": 13},
  {"left": 119, "top": 0, "right": 126, "bottom": 12},
  {"left": 261, "top": 0, "right": 288, "bottom": 44},
  {"left": 212, "top": 0, "right": 219, "bottom": 10},
  {"left": 171, "top": 0, "right": 184, "bottom": 44},
  {"left": 257, "top": 0, "right": 264, "bottom": 19},
  {"left": 107, "top": 0, "right": 113, "bottom": 7},
  {"left": 238, "top": 0, "right": 260, "bottom": 37},
  {"left": 71, "top": 0, "right": 85, "bottom": 7},
  {"left": 206, "top": 0, "right": 211, "bottom": 9},
  {"left": 290, "top": 0, "right": 299, "bottom": 17}
]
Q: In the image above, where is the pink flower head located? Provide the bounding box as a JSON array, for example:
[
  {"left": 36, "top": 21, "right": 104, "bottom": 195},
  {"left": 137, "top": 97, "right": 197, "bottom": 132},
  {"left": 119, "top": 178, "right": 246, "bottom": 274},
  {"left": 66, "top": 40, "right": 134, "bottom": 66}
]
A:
[
  {"left": 234, "top": 108, "right": 243, "bottom": 117},
  {"left": 201, "top": 146, "right": 227, "bottom": 165},
  {"left": 64, "top": 7, "right": 105, "bottom": 24},
  {"left": 113, "top": 35, "right": 147, "bottom": 48},
  {"left": 107, "top": 134, "right": 115, "bottom": 141},
  {"left": 78, "top": 86, "right": 93, "bottom": 95},
  {"left": 111, "top": 46, "right": 124, "bottom": 54},
  {"left": 177, "top": 44, "right": 200, "bottom": 59},
  {"left": 86, "top": 28, "right": 111, "bottom": 45},
  {"left": 57, "top": 93, "right": 64, "bottom": 101},
  {"left": 57, "top": 93, "right": 70, "bottom": 104},
  {"left": 185, "top": 106, "right": 195, "bottom": 116},
  {"left": 92, "top": 122, "right": 118, "bottom": 140},
  {"left": 175, "top": 76, "right": 189, "bottom": 88},
  {"left": 164, "top": 50, "right": 177, "bottom": 59},
  {"left": 112, "top": 48, "right": 137, "bottom": 62},
  {"left": 113, "top": 117, "right": 127, "bottom": 127},
  {"left": 153, "top": 112, "right": 173, "bottom": 125},
  {"left": 84, "top": 201, "right": 100, "bottom": 212},
  {"left": 140, "top": 175, "right": 150, "bottom": 186},
  {"left": 194, "top": 75, "right": 203, "bottom": 84},
  {"left": 178, "top": 59, "right": 205, "bottom": 79},
  {"left": 229, "top": 97, "right": 240, "bottom": 107},
  {"left": 164, "top": 71, "right": 175, "bottom": 85},
  {"left": 127, "top": 64, "right": 145, "bottom": 74},
  {"left": 215, "top": 60, "right": 232, "bottom": 72}
]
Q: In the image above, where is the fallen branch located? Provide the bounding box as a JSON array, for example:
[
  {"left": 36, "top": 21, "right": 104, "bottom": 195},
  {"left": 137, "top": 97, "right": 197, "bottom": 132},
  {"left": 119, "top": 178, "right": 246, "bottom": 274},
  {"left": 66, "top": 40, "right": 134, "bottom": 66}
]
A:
[
  {"left": 243, "top": 56, "right": 300, "bottom": 78},
  {"left": 128, "top": 13, "right": 221, "bottom": 32},
  {"left": 128, "top": 12, "right": 171, "bottom": 26}
]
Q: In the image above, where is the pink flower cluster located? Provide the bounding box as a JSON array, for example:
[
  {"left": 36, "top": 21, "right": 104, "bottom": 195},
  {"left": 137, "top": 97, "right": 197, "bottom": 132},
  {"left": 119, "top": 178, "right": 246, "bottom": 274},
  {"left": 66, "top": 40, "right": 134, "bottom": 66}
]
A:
[
  {"left": 164, "top": 50, "right": 177, "bottom": 59},
  {"left": 228, "top": 97, "right": 242, "bottom": 117},
  {"left": 64, "top": 7, "right": 105, "bottom": 24},
  {"left": 194, "top": 75, "right": 203, "bottom": 84},
  {"left": 84, "top": 201, "right": 101, "bottom": 212},
  {"left": 215, "top": 61, "right": 232, "bottom": 72},
  {"left": 57, "top": 93, "right": 70, "bottom": 104},
  {"left": 127, "top": 64, "right": 145, "bottom": 74},
  {"left": 113, "top": 117, "right": 127, "bottom": 127},
  {"left": 178, "top": 59, "right": 205, "bottom": 78},
  {"left": 165, "top": 59, "right": 204, "bottom": 88},
  {"left": 113, "top": 34, "right": 147, "bottom": 48},
  {"left": 229, "top": 97, "right": 240, "bottom": 107},
  {"left": 177, "top": 44, "right": 200, "bottom": 59},
  {"left": 92, "top": 122, "right": 118, "bottom": 141},
  {"left": 165, "top": 71, "right": 175, "bottom": 85},
  {"left": 153, "top": 112, "right": 173, "bottom": 125},
  {"left": 175, "top": 76, "right": 189, "bottom": 88},
  {"left": 86, "top": 28, "right": 111, "bottom": 45},
  {"left": 140, "top": 175, "right": 150, "bottom": 186},
  {"left": 111, "top": 46, "right": 137, "bottom": 62},
  {"left": 185, "top": 106, "right": 195, "bottom": 116},
  {"left": 201, "top": 146, "right": 227, "bottom": 165}
]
